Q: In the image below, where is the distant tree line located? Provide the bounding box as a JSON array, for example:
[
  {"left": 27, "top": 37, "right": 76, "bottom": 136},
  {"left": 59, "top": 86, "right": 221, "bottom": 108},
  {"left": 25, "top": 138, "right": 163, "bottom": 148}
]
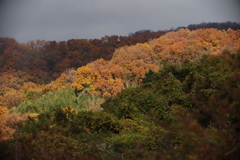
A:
[
  {"left": 0, "top": 21, "right": 239, "bottom": 84},
  {"left": 185, "top": 21, "right": 240, "bottom": 31}
]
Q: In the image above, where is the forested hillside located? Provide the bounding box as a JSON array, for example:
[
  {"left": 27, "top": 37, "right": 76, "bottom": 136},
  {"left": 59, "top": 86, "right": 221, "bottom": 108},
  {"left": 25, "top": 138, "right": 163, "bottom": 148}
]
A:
[
  {"left": 0, "top": 31, "right": 164, "bottom": 84},
  {"left": 0, "top": 22, "right": 240, "bottom": 159}
]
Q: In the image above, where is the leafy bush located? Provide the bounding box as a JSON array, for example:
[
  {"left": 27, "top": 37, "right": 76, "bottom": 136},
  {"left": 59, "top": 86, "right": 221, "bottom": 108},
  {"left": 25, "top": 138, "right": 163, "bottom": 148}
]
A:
[{"left": 9, "top": 87, "right": 101, "bottom": 114}]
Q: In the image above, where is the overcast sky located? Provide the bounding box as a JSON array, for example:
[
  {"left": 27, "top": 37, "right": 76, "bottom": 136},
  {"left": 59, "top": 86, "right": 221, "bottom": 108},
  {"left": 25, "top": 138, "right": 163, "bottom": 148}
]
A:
[{"left": 0, "top": 0, "right": 240, "bottom": 43}]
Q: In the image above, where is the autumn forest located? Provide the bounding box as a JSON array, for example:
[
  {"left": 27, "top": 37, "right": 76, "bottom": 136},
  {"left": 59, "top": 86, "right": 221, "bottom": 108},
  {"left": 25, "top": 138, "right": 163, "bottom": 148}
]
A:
[{"left": 1, "top": 22, "right": 240, "bottom": 159}]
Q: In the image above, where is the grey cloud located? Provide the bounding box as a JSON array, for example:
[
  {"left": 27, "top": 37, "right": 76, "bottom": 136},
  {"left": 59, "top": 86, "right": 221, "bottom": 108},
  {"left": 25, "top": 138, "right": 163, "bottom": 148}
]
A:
[{"left": 0, "top": 0, "right": 239, "bottom": 43}]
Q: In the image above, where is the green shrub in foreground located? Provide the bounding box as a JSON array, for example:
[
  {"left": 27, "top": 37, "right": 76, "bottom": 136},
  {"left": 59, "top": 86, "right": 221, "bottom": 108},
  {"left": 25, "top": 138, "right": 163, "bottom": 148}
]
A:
[{"left": 10, "top": 87, "right": 101, "bottom": 114}]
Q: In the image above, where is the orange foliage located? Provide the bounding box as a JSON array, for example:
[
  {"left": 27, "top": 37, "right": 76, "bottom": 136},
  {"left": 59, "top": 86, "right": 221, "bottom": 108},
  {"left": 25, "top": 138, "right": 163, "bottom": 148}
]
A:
[
  {"left": 86, "top": 59, "right": 125, "bottom": 97},
  {"left": 85, "top": 44, "right": 160, "bottom": 97},
  {"left": 0, "top": 72, "right": 24, "bottom": 92},
  {"left": 2, "top": 28, "right": 238, "bottom": 100},
  {"left": 1, "top": 89, "right": 24, "bottom": 109},
  {"left": 0, "top": 106, "right": 26, "bottom": 141},
  {"left": 0, "top": 106, "right": 8, "bottom": 140},
  {"left": 0, "top": 106, "right": 38, "bottom": 141},
  {"left": 152, "top": 28, "right": 240, "bottom": 63},
  {"left": 94, "top": 78, "right": 124, "bottom": 97},
  {"left": 43, "top": 68, "right": 76, "bottom": 93},
  {"left": 88, "top": 28, "right": 240, "bottom": 97}
]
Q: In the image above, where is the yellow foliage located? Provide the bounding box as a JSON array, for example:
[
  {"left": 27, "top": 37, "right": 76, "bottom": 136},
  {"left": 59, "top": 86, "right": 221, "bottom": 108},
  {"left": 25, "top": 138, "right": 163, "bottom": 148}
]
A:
[
  {"left": 72, "top": 65, "right": 100, "bottom": 91},
  {"left": 0, "top": 96, "right": 3, "bottom": 107},
  {"left": 0, "top": 106, "right": 7, "bottom": 114},
  {"left": 62, "top": 105, "right": 78, "bottom": 115},
  {"left": 0, "top": 106, "right": 8, "bottom": 123},
  {"left": 42, "top": 82, "right": 59, "bottom": 93},
  {"left": 21, "top": 82, "right": 41, "bottom": 94},
  {"left": 59, "top": 105, "right": 78, "bottom": 121},
  {"left": 22, "top": 113, "right": 39, "bottom": 119},
  {"left": 55, "top": 73, "right": 68, "bottom": 87}
]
